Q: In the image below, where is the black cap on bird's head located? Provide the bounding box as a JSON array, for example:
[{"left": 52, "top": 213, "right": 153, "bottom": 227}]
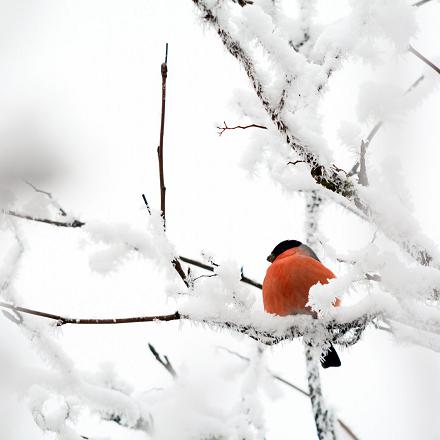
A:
[{"left": 267, "top": 240, "right": 302, "bottom": 263}]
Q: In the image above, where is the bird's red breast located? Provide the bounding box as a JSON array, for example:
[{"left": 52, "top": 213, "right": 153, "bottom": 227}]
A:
[{"left": 262, "top": 247, "right": 339, "bottom": 316}]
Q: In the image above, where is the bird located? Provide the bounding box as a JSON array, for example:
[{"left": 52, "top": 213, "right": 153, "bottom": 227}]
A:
[{"left": 262, "top": 239, "right": 341, "bottom": 368}]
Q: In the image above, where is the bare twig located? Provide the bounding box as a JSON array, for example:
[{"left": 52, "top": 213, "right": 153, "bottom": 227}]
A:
[
  {"left": 24, "top": 180, "right": 67, "bottom": 216},
  {"left": 192, "top": 273, "right": 217, "bottom": 282},
  {"left": 172, "top": 258, "right": 190, "bottom": 287},
  {"left": 413, "top": 0, "right": 436, "bottom": 7},
  {"left": 409, "top": 45, "right": 440, "bottom": 75},
  {"left": 179, "top": 255, "right": 215, "bottom": 272},
  {"left": 0, "top": 301, "right": 181, "bottom": 326},
  {"left": 141, "top": 194, "right": 152, "bottom": 215},
  {"left": 217, "top": 121, "right": 267, "bottom": 136},
  {"left": 158, "top": 43, "right": 168, "bottom": 227},
  {"left": 4, "top": 210, "right": 85, "bottom": 228},
  {"left": 148, "top": 342, "right": 177, "bottom": 378},
  {"left": 178, "top": 255, "right": 262, "bottom": 289},
  {"left": 240, "top": 274, "right": 263, "bottom": 289}
]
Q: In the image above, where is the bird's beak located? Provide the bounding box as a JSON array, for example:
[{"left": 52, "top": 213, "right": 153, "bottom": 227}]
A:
[{"left": 267, "top": 253, "right": 275, "bottom": 263}]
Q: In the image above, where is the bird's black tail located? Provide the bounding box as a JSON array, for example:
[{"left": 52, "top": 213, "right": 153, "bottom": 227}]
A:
[{"left": 320, "top": 343, "right": 341, "bottom": 369}]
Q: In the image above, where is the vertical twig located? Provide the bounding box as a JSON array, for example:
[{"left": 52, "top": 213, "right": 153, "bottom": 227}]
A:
[
  {"left": 158, "top": 43, "right": 168, "bottom": 229},
  {"left": 154, "top": 44, "right": 189, "bottom": 288}
]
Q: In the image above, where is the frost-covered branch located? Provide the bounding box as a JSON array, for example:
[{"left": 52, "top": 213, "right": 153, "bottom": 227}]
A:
[
  {"left": 192, "top": 0, "right": 440, "bottom": 270},
  {"left": 219, "top": 346, "right": 359, "bottom": 440},
  {"left": 304, "top": 345, "right": 336, "bottom": 440},
  {"left": 192, "top": 0, "right": 355, "bottom": 199},
  {"left": 349, "top": 73, "right": 425, "bottom": 178},
  {"left": 0, "top": 302, "right": 181, "bottom": 325},
  {"left": 0, "top": 300, "right": 376, "bottom": 346},
  {"left": 23, "top": 323, "right": 152, "bottom": 435},
  {"left": 304, "top": 191, "right": 336, "bottom": 440},
  {"left": 217, "top": 121, "right": 267, "bottom": 136}
]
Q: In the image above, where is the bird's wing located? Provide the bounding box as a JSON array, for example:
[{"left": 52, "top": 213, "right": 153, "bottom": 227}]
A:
[{"left": 262, "top": 255, "right": 337, "bottom": 315}]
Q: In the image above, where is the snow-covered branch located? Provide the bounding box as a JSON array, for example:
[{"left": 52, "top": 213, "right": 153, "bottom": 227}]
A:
[{"left": 192, "top": 0, "right": 440, "bottom": 275}]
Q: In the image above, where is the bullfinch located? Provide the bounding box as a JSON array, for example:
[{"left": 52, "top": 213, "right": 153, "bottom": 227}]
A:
[{"left": 262, "top": 240, "right": 341, "bottom": 368}]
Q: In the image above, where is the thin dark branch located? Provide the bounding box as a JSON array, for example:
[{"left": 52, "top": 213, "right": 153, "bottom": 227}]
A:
[
  {"left": 406, "top": 74, "right": 425, "bottom": 94},
  {"left": 141, "top": 194, "right": 152, "bottom": 215},
  {"left": 409, "top": 45, "right": 440, "bottom": 75},
  {"left": 172, "top": 258, "right": 190, "bottom": 287},
  {"left": 241, "top": 274, "right": 262, "bottom": 289},
  {"left": 304, "top": 345, "right": 336, "bottom": 440},
  {"left": 178, "top": 255, "right": 262, "bottom": 289},
  {"left": 287, "top": 160, "right": 306, "bottom": 166},
  {"left": 158, "top": 43, "right": 168, "bottom": 227},
  {"left": 337, "top": 420, "right": 359, "bottom": 440},
  {"left": 413, "top": 0, "right": 435, "bottom": 6},
  {"left": 5, "top": 210, "right": 85, "bottom": 228},
  {"left": 0, "top": 301, "right": 181, "bottom": 326},
  {"left": 148, "top": 342, "right": 177, "bottom": 377},
  {"left": 192, "top": 273, "right": 217, "bottom": 282},
  {"left": 152, "top": 44, "right": 189, "bottom": 288},
  {"left": 24, "top": 180, "right": 67, "bottom": 216},
  {"left": 179, "top": 255, "right": 215, "bottom": 272},
  {"left": 217, "top": 121, "right": 267, "bottom": 136}
]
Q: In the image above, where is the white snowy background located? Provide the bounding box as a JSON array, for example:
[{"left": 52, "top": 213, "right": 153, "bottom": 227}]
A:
[{"left": 0, "top": 0, "right": 440, "bottom": 439}]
